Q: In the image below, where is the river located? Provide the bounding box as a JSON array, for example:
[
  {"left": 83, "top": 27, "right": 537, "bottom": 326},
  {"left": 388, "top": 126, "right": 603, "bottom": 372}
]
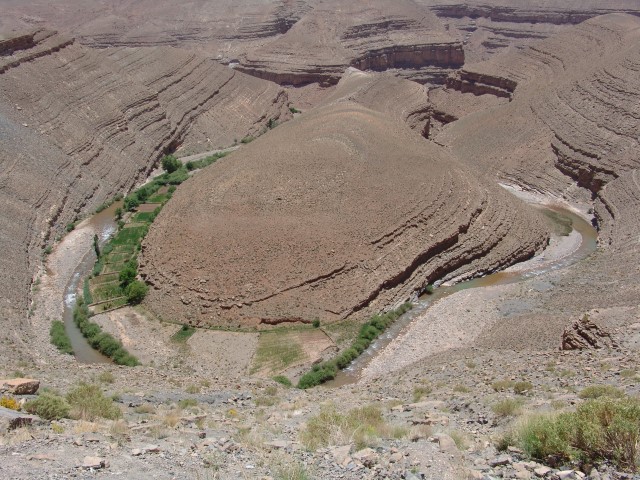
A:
[{"left": 326, "top": 206, "right": 598, "bottom": 387}]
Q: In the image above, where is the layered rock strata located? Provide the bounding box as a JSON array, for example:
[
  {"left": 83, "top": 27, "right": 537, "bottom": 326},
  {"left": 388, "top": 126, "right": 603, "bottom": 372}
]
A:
[
  {"left": 140, "top": 72, "right": 547, "bottom": 328},
  {"left": 0, "top": 30, "right": 290, "bottom": 321}
]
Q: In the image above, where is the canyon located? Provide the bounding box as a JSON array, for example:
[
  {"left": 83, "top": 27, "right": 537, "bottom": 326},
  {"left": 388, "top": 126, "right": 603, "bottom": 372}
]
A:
[{"left": 0, "top": 2, "right": 640, "bottom": 479}]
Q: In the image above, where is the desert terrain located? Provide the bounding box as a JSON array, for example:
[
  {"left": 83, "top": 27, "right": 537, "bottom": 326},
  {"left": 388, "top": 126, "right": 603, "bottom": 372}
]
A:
[{"left": 1, "top": 1, "right": 640, "bottom": 479}]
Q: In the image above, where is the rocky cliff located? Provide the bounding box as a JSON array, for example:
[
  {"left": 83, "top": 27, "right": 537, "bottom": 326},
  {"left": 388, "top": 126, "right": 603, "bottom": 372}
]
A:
[{"left": 0, "top": 30, "right": 290, "bottom": 322}]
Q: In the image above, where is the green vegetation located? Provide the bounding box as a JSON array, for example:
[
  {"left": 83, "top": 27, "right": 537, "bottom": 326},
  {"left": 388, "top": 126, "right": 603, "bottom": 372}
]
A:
[
  {"left": 492, "top": 398, "right": 524, "bottom": 418},
  {"left": 514, "top": 381, "right": 534, "bottom": 395},
  {"left": 301, "top": 403, "right": 404, "bottom": 450},
  {"left": 0, "top": 396, "right": 20, "bottom": 411},
  {"left": 273, "top": 375, "right": 292, "bottom": 388},
  {"left": 505, "top": 397, "right": 640, "bottom": 471},
  {"left": 171, "top": 325, "right": 197, "bottom": 343},
  {"left": 312, "top": 318, "right": 320, "bottom": 328},
  {"left": 241, "top": 136, "right": 254, "bottom": 144},
  {"left": 161, "top": 154, "right": 181, "bottom": 173},
  {"left": 185, "top": 151, "right": 228, "bottom": 171},
  {"left": 578, "top": 385, "right": 626, "bottom": 399},
  {"left": 297, "top": 303, "right": 413, "bottom": 389},
  {"left": 289, "top": 106, "right": 301, "bottom": 114},
  {"left": 49, "top": 320, "right": 73, "bottom": 355},
  {"left": 66, "top": 383, "right": 122, "bottom": 421},
  {"left": 73, "top": 296, "right": 140, "bottom": 366},
  {"left": 24, "top": 391, "right": 70, "bottom": 420},
  {"left": 413, "top": 384, "right": 432, "bottom": 402},
  {"left": 125, "top": 280, "right": 148, "bottom": 304},
  {"left": 251, "top": 332, "right": 306, "bottom": 374},
  {"left": 492, "top": 379, "right": 517, "bottom": 392}
]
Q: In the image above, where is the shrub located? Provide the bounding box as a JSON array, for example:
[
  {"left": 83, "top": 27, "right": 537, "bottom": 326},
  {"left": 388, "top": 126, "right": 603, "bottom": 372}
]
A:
[
  {"left": 297, "top": 303, "right": 412, "bottom": 389},
  {"left": 301, "top": 404, "right": 397, "bottom": 451},
  {"left": 241, "top": 136, "right": 254, "bottom": 144},
  {"left": 161, "top": 154, "right": 181, "bottom": 173},
  {"left": 97, "top": 371, "right": 115, "bottom": 384},
  {"left": 178, "top": 398, "right": 198, "bottom": 409},
  {"left": 579, "top": 385, "right": 626, "bottom": 400},
  {"left": 413, "top": 385, "right": 432, "bottom": 402},
  {"left": 289, "top": 106, "right": 301, "bottom": 114},
  {"left": 49, "top": 320, "right": 73, "bottom": 355},
  {"left": 273, "top": 375, "right": 292, "bottom": 388},
  {"left": 492, "top": 398, "right": 524, "bottom": 418},
  {"left": 66, "top": 383, "right": 122, "bottom": 421},
  {"left": 0, "top": 396, "right": 20, "bottom": 411},
  {"left": 118, "top": 264, "right": 137, "bottom": 288},
  {"left": 492, "top": 379, "right": 516, "bottom": 392},
  {"left": 171, "top": 325, "right": 196, "bottom": 343},
  {"left": 513, "top": 397, "right": 640, "bottom": 471},
  {"left": 514, "top": 381, "right": 534, "bottom": 395},
  {"left": 126, "top": 280, "right": 148, "bottom": 304},
  {"left": 24, "top": 391, "right": 70, "bottom": 420},
  {"left": 312, "top": 319, "right": 320, "bottom": 328}
]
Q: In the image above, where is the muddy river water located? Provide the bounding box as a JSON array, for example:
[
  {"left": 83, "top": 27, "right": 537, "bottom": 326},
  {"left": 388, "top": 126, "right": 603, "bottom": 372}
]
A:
[
  {"left": 327, "top": 206, "right": 598, "bottom": 387},
  {"left": 63, "top": 202, "right": 121, "bottom": 363},
  {"left": 65, "top": 203, "right": 597, "bottom": 371}
]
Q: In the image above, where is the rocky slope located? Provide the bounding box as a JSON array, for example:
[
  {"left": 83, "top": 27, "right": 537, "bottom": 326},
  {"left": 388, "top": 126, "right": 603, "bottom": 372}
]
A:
[
  {"left": 0, "top": 29, "right": 290, "bottom": 325},
  {"left": 139, "top": 71, "right": 548, "bottom": 328}
]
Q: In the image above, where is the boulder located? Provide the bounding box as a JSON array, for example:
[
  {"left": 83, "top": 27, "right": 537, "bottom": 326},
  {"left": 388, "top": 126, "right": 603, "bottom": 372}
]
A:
[
  {"left": 0, "top": 406, "right": 40, "bottom": 433},
  {"left": 0, "top": 378, "right": 40, "bottom": 395}
]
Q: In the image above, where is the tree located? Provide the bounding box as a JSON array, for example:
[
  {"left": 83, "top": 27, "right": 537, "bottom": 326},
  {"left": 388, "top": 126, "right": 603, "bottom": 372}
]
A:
[
  {"left": 126, "top": 281, "right": 148, "bottom": 304},
  {"left": 161, "top": 154, "right": 180, "bottom": 173},
  {"left": 93, "top": 234, "right": 100, "bottom": 258}
]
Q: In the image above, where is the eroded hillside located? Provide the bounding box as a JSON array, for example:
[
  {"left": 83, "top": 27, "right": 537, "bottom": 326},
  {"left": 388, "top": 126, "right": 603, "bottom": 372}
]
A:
[
  {"left": 0, "top": 29, "right": 290, "bottom": 325},
  {"left": 139, "top": 71, "right": 548, "bottom": 328}
]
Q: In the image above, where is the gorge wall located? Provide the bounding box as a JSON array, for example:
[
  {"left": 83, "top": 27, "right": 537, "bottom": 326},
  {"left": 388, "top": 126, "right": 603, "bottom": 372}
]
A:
[{"left": 0, "top": 29, "right": 290, "bottom": 323}]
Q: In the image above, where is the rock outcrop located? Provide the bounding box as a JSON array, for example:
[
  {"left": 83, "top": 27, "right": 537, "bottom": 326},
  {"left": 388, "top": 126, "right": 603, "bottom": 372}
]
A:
[
  {"left": 0, "top": 30, "right": 290, "bottom": 323},
  {"left": 561, "top": 315, "right": 618, "bottom": 351},
  {"left": 140, "top": 71, "right": 548, "bottom": 328}
]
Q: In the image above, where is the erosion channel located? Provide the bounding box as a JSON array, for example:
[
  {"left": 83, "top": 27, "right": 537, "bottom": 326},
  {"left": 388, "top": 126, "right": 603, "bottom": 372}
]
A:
[{"left": 327, "top": 204, "right": 598, "bottom": 387}]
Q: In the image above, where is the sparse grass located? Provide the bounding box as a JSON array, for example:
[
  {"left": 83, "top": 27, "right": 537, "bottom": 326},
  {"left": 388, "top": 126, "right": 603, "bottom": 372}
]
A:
[
  {"left": 465, "top": 360, "right": 476, "bottom": 369},
  {"left": 514, "top": 381, "right": 534, "bottom": 395},
  {"left": 162, "top": 408, "right": 182, "bottom": 428},
  {"left": 109, "top": 419, "right": 130, "bottom": 445},
  {"left": 171, "top": 325, "right": 196, "bottom": 343},
  {"left": 185, "top": 384, "right": 200, "bottom": 394},
  {"left": 178, "top": 398, "right": 198, "bottom": 409},
  {"left": 449, "top": 430, "right": 469, "bottom": 450},
  {"left": 300, "top": 403, "right": 405, "bottom": 451},
  {"left": 492, "top": 398, "right": 524, "bottom": 418},
  {"left": 66, "top": 383, "right": 122, "bottom": 421},
  {"left": 578, "top": 385, "right": 625, "bottom": 400},
  {"left": 134, "top": 403, "right": 155, "bottom": 414},
  {"left": 255, "top": 395, "right": 279, "bottom": 407},
  {"left": 97, "top": 371, "right": 115, "bottom": 384},
  {"left": 454, "top": 384, "right": 471, "bottom": 394},
  {"left": 251, "top": 332, "right": 306, "bottom": 375},
  {"left": 620, "top": 369, "right": 637, "bottom": 379},
  {"left": 492, "top": 379, "right": 516, "bottom": 392},
  {"left": 273, "top": 375, "right": 292, "bottom": 388},
  {"left": 413, "top": 385, "right": 432, "bottom": 402}
]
